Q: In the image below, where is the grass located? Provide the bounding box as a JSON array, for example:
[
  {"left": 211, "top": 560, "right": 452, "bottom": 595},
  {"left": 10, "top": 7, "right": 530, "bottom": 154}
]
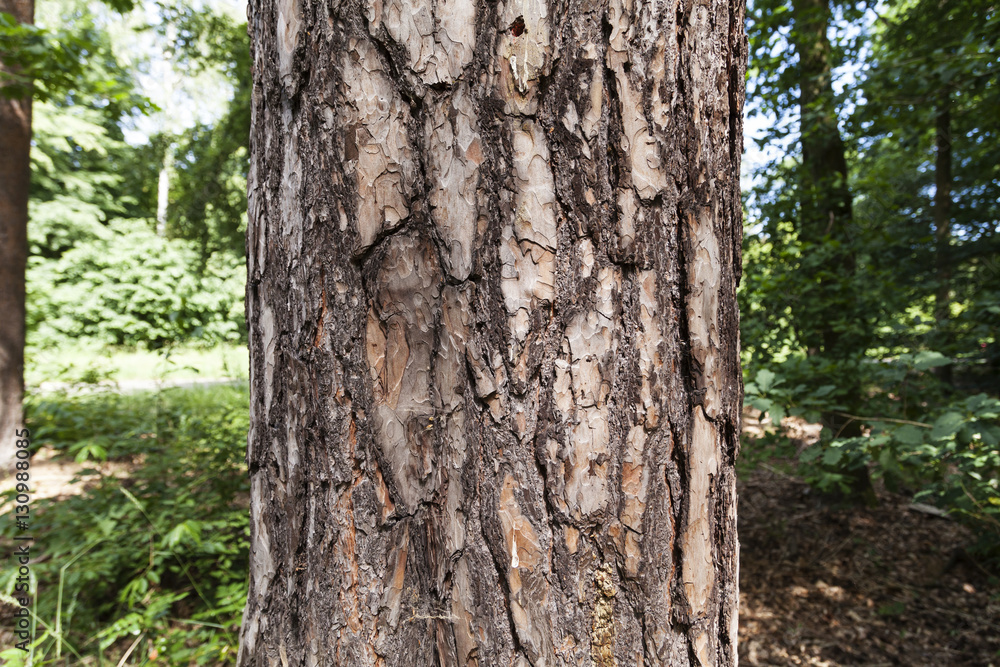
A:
[
  {"left": 25, "top": 342, "right": 249, "bottom": 387},
  {"left": 0, "top": 384, "right": 250, "bottom": 666}
]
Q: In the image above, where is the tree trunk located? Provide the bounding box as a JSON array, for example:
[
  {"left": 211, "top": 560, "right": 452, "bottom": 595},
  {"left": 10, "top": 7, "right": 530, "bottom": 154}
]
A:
[
  {"left": 239, "top": 0, "right": 745, "bottom": 663},
  {"left": 156, "top": 144, "right": 174, "bottom": 237},
  {"left": 0, "top": 0, "right": 33, "bottom": 474},
  {"left": 790, "top": 0, "right": 873, "bottom": 471},
  {"left": 791, "top": 0, "right": 854, "bottom": 358},
  {"left": 931, "top": 92, "right": 953, "bottom": 385}
]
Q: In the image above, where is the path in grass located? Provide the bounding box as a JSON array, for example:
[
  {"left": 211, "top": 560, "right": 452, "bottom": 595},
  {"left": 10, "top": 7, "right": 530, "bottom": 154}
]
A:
[
  {"left": 25, "top": 343, "right": 249, "bottom": 387},
  {"left": 35, "top": 377, "right": 244, "bottom": 395}
]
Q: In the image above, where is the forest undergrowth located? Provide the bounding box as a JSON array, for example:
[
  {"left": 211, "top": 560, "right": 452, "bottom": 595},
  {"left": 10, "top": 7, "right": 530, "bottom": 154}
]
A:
[{"left": 1, "top": 386, "right": 997, "bottom": 666}]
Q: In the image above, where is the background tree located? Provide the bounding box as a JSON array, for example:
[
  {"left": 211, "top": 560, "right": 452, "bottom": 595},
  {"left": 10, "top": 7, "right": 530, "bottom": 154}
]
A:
[
  {"left": 790, "top": 0, "right": 858, "bottom": 360},
  {"left": 0, "top": 0, "right": 139, "bottom": 469},
  {"left": 21, "top": 0, "right": 249, "bottom": 353},
  {"left": 239, "top": 0, "right": 745, "bottom": 663},
  {"left": 743, "top": 0, "right": 878, "bottom": 505},
  {"left": 858, "top": 0, "right": 1000, "bottom": 384},
  {"left": 161, "top": 3, "right": 251, "bottom": 259},
  {"left": 745, "top": 0, "right": 875, "bottom": 369},
  {"left": 0, "top": 0, "right": 35, "bottom": 472},
  {"left": 741, "top": 0, "right": 1000, "bottom": 548}
]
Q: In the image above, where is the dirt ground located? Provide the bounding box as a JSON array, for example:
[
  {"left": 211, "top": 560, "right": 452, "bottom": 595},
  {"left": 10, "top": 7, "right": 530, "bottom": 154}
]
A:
[
  {"left": 0, "top": 445, "right": 131, "bottom": 513},
  {"left": 738, "top": 465, "right": 1000, "bottom": 666}
]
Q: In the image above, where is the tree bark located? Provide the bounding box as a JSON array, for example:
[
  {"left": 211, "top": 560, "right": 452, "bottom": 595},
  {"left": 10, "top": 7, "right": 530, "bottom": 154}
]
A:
[
  {"left": 156, "top": 145, "right": 174, "bottom": 238},
  {"left": 0, "top": 0, "right": 33, "bottom": 473},
  {"left": 239, "top": 0, "right": 745, "bottom": 663}
]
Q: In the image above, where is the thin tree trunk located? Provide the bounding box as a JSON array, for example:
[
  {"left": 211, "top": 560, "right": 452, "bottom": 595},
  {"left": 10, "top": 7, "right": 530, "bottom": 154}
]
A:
[
  {"left": 0, "top": 0, "right": 33, "bottom": 473},
  {"left": 156, "top": 144, "right": 173, "bottom": 237},
  {"left": 933, "top": 92, "right": 953, "bottom": 385},
  {"left": 240, "top": 0, "right": 745, "bottom": 664}
]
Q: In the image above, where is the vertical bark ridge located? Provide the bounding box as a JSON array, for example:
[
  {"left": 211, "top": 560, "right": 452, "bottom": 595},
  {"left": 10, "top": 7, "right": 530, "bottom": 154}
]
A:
[{"left": 241, "top": 0, "right": 744, "bottom": 664}]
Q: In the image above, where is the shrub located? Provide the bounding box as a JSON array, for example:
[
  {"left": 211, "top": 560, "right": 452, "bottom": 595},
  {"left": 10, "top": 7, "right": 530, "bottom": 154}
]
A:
[
  {"left": 744, "top": 355, "right": 1000, "bottom": 567},
  {"left": 27, "top": 218, "right": 246, "bottom": 349}
]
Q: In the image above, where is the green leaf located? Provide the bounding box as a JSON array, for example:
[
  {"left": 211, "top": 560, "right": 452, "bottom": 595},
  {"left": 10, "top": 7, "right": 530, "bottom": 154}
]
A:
[
  {"left": 800, "top": 446, "right": 821, "bottom": 463},
  {"left": 0, "top": 650, "right": 26, "bottom": 667},
  {"left": 822, "top": 447, "right": 844, "bottom": 466},
  {"left": 893, "top": 425, "right": 925, "bottom": 446},
  {"left": 811, "top": 384, "right": 836, "bottom": 398},
  {"left": 913, "top": 351, "right": 949, "bottom": 371},
  {"left": 749, "top": 397, "right": 772, "bottom": 415},
  {"left": 930, "top": 412, "right": 965, "bottom": 440},
  {"left": 980, "top": 426, "right": 1000, "bottom": 447},
  {"left": 770, "top": 404, "right": 787, "bottom": 425},
  {"left": 755, "top": 369, "right": 777, "bottom": 393},
  {"left": 165, "top": 520, "right": 203, "bottom": 548},
  {"left": 966, "top": 394, "right": 1000, "bottom": 419}
]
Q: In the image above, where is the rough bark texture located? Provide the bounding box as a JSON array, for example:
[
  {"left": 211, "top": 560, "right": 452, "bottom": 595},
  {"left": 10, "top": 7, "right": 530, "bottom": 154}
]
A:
[
  {"left": 239, "top": 0, "right": 745, "bottom": 663},
  {"left": 0, "top": 0, "right": 32, "bottom": 473}
]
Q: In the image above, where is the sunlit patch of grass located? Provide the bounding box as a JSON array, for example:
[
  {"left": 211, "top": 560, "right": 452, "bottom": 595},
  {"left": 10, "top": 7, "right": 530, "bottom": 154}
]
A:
[{"left": 25, "top": 342, "right": 249, "bottom": 387}]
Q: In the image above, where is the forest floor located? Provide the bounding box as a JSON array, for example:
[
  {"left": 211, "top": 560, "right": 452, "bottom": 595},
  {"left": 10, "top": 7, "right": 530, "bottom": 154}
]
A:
[
  {"left": 738, "top": 463, "right": 1000, "bottom": 666},
  {"left": 5, "top": 413, "right": 999, "bottom": 665}
]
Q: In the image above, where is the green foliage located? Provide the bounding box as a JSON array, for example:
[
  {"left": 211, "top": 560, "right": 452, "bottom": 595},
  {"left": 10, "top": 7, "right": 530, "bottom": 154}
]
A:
[
  {"left": 25, "top": 94, "right": 246, "bottom": 353},
  {"left": 744, "top": 352, "right": 1000, "bottom": 564},
  {"left": 18, "top": 0, "right": 250, "bottom": 352},
  {"left": 0, "top": 10, "right": 87, "bottom": 100},
  {"left": 745, "top": 366, "right": 840, "bottom": 430},
  {"left": 28, "top": 218, "right": 246, "bottom": 348},
  {"left": 905, "top": 394, "right": 1000, "bottom": 558},
  {"left": 158, "top": 4, "right": 251, "bottom": 257},
  {"left": 20, "top": 18, "right": 246, "bottom": 352},
  {"left": 1, "top": 385, "right": 250, "bottom": 665},
  {"left": 3, "top": 3, "right": 255, "bottom": 659},
  {"left": 742, "top": 0, "right": 1000, "bottom": 565},
  {"left": 854, "top": 0, "right": 1000, "bottom": 360},
  {"left": 1, "top": 0, "right": 144, "bottom": 106},
  {"left": 28, "top": 100, "right": 134, "bottom": 259},
  {"left": 797, "top": 389, "right": 1000, "bottom": 562}
]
